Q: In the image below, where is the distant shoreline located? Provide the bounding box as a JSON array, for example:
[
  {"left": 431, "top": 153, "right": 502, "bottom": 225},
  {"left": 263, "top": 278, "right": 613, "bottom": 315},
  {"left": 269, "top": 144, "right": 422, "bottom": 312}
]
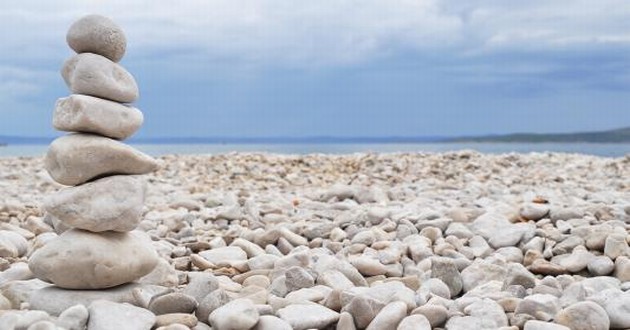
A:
[{"left": 1, "top": 126, "right": 629, "bottom": 145}]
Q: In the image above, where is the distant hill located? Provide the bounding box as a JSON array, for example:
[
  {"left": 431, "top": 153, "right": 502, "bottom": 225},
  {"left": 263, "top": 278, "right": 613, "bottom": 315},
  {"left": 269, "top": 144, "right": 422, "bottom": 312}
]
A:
[
  {"left": 2, "top": 127, "right": 628, "bottom": 145},
  {"left": 445, "top": 126, "right": 630, "bottom": 143}
]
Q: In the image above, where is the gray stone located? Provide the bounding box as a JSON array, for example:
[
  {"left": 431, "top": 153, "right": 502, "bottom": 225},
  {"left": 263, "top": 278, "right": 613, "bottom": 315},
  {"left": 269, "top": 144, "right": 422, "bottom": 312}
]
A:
[
  {"left": 555, "top": 301, "right": 610, "bottom": 330},
  {"left": 614, "top": 256, "right": 630, "bottom": 281},
  {"left": 464, "top": 298, "right": 509, "bottom": 328},
  {"left": 587, "top": 256, "right": 615, "bottom": 276},
  {"left": 208, "top": 298, "right": 259, "bottom": 330},
  {"left": 199, "top": 246, "right": 247, "bottom": 266},
  {"left": 53, "top": 95, "right": 143, "bottom": 140},
  {"left": 504, "top": 263, "right": 536, "bottom": 289},
  {"left": 431, "top": 257, "right": 463, "bottom": 297},
  {"left": 336, "top": 311, "right": 356, "bottom": 330},
  {"left": 445, "top": 316, "right": 483, "bottom": 330},
  {"left": 461, "top": 260, "right": 507, "bottom": 293},
  {"left": 88, "top": 300, "right": 155, "bottom": 330},
  {"left": 587, "top": 288, "right": 630, "bottom": 328},
  {"left": 520, "top": 203, "right": 550, "bottom": 221},
  {"left": 411, "top": 304, "right": 448, "bottom": 328},
  {"left": 148, "top": 292, "right": 197, "bottom": 315},
  {"left": 0, "top": 230, "right": 28, "bottom": 258},
  {"left": 1, "top": 279, "right": 50, "bottom": 309},
  {"left": 365, "top": 301, "right": 406, "bottom": 330},
  {"left": 155, "top": 313, "right": 198, "bottom": 328},
  {"left": 137, "top": 258, "right": 178, "bottom": 287},
  {"left": 62, "top": 53, "right": 138, "bottom": 103},
  {"left": 284, "top": 266, "right": 315, "bottom": 292},
  {"left": 56, "top": 304, "right": 89, "bottom": 330},
  {"left": 604, "top": 234, "right": 629, "bottom": 260},
  {"left": 523, "top": 320, "right": 570, "bottom": 330},
  {"left": 397, "top": 314, "right": 431, "bottom": 330},
  {"left": 196, "top": 289, "right": 230, "bottom": 323},
  {"left": 67, "top": 15, "right": 126, "bottom": 62},
  {"left": 43, "top": 175, "right": 146, "bottom": 232},
  {"left": 277, "top": 303, "right": 339, "bottom": 330},
  {"left": 29, "top": 229, "right": 158, "bottom": 289},
  {"left": 28, "top": 283, "right": 157, "bottom": 316},
  {"left": 515, "top": 294, "right": 560, "bottom": 321},
  {"left": 253, "top": 315, "right": 292, "bottom": 330},
  {"left": 341, "top": 295, "right": 386, "bottom": 329},
  {"left": 182, "top": 272, "right": 219, "bottom": 303},
  {"left": 45, "top": 134, "right": 158, "bottom": 186}
]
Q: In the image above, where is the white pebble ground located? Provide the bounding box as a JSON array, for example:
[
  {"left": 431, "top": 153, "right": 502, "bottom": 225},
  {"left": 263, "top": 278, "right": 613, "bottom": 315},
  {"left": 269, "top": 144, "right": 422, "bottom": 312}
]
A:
[{"left": 0, "top": 151, "right": 628, "bottom": 329}]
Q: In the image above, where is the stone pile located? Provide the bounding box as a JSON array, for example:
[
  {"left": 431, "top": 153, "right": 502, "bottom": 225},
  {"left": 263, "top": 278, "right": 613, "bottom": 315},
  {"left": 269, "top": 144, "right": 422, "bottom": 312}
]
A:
[{"left": 28, "top": 15, "right": 159, "bottom": 289}]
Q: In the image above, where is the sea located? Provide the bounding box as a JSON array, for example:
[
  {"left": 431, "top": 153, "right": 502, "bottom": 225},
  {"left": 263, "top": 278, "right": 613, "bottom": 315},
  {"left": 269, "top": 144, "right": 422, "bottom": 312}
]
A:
[{"left": 1, "top": 143, "right": 629, "bottom": 158}]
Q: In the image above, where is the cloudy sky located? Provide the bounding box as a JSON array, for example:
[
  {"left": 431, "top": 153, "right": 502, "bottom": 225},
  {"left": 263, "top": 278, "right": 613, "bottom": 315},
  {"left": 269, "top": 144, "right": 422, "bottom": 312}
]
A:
[{"left": 1, "top": 1, "right": 629, "bottom": 138}]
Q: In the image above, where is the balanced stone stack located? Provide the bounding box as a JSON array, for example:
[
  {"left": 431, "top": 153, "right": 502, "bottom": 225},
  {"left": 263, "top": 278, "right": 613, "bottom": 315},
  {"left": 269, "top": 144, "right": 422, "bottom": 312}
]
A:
[{"left": 28, "top": 15, "right": 159, "bottom": 289}]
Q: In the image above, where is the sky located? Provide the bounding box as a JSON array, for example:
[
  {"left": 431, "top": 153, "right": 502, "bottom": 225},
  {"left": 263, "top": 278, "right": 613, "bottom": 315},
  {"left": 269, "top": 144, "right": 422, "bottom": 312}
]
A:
[{"left": 1, "top": 0, "right": 630, "bottom": 138}]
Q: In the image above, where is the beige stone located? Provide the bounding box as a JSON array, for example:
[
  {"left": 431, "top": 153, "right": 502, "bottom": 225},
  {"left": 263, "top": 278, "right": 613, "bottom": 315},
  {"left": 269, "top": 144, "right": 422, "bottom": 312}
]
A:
[
  {"left": 62, "top": 53, "right": 138, "bottom": 103},
  {"left": 28, "top": 229, "right": 158, "bottom": 289},
  {"left": 67, "top": 15, "right": 126, "bottom": 62},
  {"left": 44, "top": 175, "right": 145, "bottom": 232},
  {"left": 53, "top": 95, "right": 143, "bottom": 140},
  {"left": 45, "top": 134, "right": 158, "bottom": 186}
]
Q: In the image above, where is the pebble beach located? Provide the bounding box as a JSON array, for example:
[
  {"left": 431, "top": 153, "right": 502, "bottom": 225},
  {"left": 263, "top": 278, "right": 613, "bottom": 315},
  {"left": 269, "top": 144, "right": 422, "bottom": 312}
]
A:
[{"left": 0, "top": 151, "right": 629, "bottom": 329}]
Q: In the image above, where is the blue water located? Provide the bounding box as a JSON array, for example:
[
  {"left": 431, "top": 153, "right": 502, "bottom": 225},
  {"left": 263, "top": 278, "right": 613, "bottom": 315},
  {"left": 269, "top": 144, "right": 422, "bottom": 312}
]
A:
[{"left": 1, "top": 143, "right": 629, "bottom": 158}]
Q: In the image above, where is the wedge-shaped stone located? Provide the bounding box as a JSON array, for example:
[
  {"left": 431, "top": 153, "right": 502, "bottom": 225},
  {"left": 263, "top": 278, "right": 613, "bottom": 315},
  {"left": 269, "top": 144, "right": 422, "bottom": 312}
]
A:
[
  {"left": 62, "top": 53, "right": 139, "bottom": 103},
  {"left": 44, "top": 175, "right": 146, "bottom": 232},
  {"left": 53, "top": 95, "right": 143, "bottom": 140},
  {"left": 45, "top": 134, "right": 158, "bottom": 186},
  {"left": 29, "top": 229, "right": 158, "bottom": 289}
]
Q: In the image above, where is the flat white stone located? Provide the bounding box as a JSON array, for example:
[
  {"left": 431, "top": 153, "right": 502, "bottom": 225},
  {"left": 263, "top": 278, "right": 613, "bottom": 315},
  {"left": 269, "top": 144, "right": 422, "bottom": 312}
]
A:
[
  {"left": 62, "top": 53, "right": 138, "bottom": 103},
  {"left": 53, "top": 95, "right": 143, "bottom": 140},
  {"left": 28, "top": 229, "right": 158, "bottom": 289},
  {"left": 88, "top": 300, "right": 155, "bottom": 330},
  {"left": 45, "top": 134, "right": 158, "bottom": 186},
  {"left": 43, "top": 175, "right": 146, "bottom": 232}
]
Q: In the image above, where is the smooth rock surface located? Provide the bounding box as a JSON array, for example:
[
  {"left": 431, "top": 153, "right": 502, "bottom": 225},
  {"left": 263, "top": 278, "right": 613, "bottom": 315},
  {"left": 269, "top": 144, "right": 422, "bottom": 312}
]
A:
[
  {"left": 66, "top": 15, "right": 126, "bottom": 62},
  {"left": 88, "top": 300, "right": 156, "bottom": 330},
  {"left": 45, "top": 133, "right": 158, "bottom": 186},
  {"left": 28, "top": 229, "right": 158, "bottom": 289},
  {"left": 277, "top": 303, "right": 340, "bottom": 330},
  {"left": 208, "top": 298, "right": 259, "bottom": 330},
  {"left": 43, "top": 175, "right": 146, "bottom": 232},
  {"left": 53, "top": 95, "right": 143, "bottom": 140},
  {"left": 555, "top": 301, "right": 610, "bottom": 330},
  {"left": 62, "top": 53, "right": 138, "bottom": 103}
]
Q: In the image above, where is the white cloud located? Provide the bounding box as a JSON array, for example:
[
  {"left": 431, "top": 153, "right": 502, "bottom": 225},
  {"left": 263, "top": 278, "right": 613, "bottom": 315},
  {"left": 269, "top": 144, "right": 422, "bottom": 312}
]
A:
[{"left": 1, "top": 0, "right": 630, "bottom": 67}]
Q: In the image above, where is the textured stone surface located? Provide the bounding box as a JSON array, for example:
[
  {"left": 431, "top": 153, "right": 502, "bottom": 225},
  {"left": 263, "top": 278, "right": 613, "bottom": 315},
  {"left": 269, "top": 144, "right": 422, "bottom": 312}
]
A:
[
  {"left": 208, "top": 298, "right": 259, "bottom": 330},
  {"left": 66, "top": 15, "right": 126, "bottom": 62},
  {"left": 53, "top": 95, "right": 143, "bottom": 140},
  {"left": 45, "top": 133, "right": 158, "bottom": 186},
  {"left": 62, "top": 53, "right": 138, "bottom": 103},
  {"left": 43, "top": 175, "right": 146, "bottom": 232},
  {"left": 88, "top": 300, "right": 155, "bottom": 330},
  {"left": 555, "top": 301, "right": 610, "bottom": 330},
  {"left": 277, "top": 303, "right": 340, "bottom": 330},
  {"left": 28, "top": 229, "right": 158, "bottom": 289}
]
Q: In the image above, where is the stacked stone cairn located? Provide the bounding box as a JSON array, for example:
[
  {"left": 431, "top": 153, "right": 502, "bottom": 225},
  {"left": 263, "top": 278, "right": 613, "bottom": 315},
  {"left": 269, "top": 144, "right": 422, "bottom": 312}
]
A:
[{"left": 28, "top": 15, "right": 159, "bottom": 289}]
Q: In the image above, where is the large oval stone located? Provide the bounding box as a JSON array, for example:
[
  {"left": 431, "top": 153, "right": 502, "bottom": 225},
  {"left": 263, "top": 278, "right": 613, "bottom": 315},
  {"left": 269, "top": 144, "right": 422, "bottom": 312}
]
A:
[
  {"left": 62, "top": 53, "right": 138, "bottom": 103},
  {"left": 53, "top": 95, "right": 143, "bottom": 140},
  {"left": 67, "top": 15, "right": 127, "bottom": 62},
  {"left": 29, "top": 229, "right": 158, "bottom": 289},
  {"left": 45, "top": 134, "right": 158, "bottom": 186},
  {"left": 43, "top": 175, "right": 146, "bottom": 232}
]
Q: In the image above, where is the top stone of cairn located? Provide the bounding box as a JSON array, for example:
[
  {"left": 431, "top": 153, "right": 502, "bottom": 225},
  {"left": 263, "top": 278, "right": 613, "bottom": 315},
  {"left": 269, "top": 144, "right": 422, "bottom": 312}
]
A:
[{"left": 67, "top": 14, "right": 127, "bottom": 62}]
